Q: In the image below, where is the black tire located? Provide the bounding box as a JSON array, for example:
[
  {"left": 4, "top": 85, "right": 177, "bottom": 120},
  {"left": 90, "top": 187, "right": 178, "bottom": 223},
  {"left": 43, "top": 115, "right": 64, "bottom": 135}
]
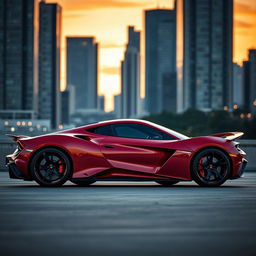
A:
[
  {"left": 191, "top": 148, "right": 231, "bottom": 187},
  {"left": 30, "top": 147, "right": 72, "bottom": 187},
  {"left": 156, "top": 180, "right": 179, "bottom": 186},
  {"left": 71, "top": 180, "right": 95, "bottom": 186}
]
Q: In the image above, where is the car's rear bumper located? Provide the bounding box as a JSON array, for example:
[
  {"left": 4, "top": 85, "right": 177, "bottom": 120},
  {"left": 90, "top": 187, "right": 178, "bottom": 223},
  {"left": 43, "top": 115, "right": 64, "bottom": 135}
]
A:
[{"left": 6, "top": 155, "right": 23, "bottom": 179}]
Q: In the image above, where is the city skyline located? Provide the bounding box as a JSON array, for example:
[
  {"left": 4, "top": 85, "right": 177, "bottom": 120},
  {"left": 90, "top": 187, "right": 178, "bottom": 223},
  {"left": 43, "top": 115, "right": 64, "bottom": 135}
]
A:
[
  {"left": 47, "top": 0, "right": 256, "bottom": 111},
  {"left": 0, "top": 0, "right": 255, "bottom": 135}
]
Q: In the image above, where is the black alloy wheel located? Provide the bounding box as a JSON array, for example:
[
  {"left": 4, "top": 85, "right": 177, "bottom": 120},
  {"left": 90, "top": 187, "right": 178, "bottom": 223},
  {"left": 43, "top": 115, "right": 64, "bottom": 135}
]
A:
[
  {"left": 191, "top": 148, "right": 231, "bottom": 187},
  {"left": 30, "top": 148, "right": 71, "bottom": 187},
  {"left": 156, "top": 180, "right": 179, "bottom": 186}
]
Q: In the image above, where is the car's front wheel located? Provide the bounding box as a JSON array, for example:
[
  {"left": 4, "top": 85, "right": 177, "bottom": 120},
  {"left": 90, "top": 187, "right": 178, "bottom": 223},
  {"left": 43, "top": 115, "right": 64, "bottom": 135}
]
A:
[
  {"left": 191, "top": 148, "right": 231, "bottom": 187},
  {"left": 30, "top": 147, "right": 72, "bottom": 187}
]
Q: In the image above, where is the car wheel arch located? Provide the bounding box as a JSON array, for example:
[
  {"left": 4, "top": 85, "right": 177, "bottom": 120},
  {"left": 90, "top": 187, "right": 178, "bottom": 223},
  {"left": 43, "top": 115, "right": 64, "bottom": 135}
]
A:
[
  {"left": 190, "top": 146, "right": 233, "bottom": 178},
  {"left": 28, "top": 145, "right": 74, "bottom": 178}
]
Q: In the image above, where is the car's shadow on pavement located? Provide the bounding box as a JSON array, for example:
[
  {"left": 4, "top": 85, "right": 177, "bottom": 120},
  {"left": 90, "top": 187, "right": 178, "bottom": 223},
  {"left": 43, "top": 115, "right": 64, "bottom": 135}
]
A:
[{"left": 4, "top": 183, "right": 247, "bottom": 189}]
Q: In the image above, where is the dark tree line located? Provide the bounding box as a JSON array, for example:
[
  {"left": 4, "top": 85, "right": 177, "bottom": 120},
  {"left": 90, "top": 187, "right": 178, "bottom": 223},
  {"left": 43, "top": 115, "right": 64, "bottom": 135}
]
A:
[{"left": 144, "top": 109, "right": 256, "bottom": 139}]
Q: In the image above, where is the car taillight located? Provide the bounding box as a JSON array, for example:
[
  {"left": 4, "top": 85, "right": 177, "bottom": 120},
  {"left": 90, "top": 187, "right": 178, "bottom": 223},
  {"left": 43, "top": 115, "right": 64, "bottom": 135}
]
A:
[
  {"left": 13, "top": 142, "right": 23, "bottom": 156},
  {"left": 235, "top": 143, "right": 243, "bottom": 153}
]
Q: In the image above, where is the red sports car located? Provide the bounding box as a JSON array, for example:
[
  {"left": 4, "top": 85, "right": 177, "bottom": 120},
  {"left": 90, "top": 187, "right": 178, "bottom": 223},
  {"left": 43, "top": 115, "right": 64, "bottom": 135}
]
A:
[{"left": 6, "top": 119, "right": 247, "bottom": 187}]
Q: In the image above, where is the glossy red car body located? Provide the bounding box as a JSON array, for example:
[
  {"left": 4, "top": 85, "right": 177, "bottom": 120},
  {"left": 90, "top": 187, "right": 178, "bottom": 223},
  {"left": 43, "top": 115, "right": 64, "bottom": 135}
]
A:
[{"left": 6, "top": 119, "right": 247, "bottom": 184}]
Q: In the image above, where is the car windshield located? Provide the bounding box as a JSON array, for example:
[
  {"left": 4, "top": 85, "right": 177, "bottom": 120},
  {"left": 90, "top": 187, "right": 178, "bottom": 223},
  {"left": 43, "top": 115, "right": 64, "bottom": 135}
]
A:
[{"left": 146, "top": 121, "right": 189, "bottom": 140}]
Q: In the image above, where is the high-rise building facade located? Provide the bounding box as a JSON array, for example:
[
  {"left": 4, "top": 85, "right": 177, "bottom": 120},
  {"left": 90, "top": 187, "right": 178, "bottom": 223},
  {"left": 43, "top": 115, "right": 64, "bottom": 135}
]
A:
[
  {"left": 179, "top": 0, "right": 233, "bottom": 111},
  {"left": 121, "top": 26, "right": 140, "bottom": 118},
  {"left": 0, "top": 0, "right": 39, "bottom": 114},
  {"left": 98, "top": 95, "right": 105, "bottom": 112},
  {"left": 243, "top": 49, "right": 256, "bottom": 113},
  {"left": 61, "top": 90, "right": 69, "bottom": 125},
  {"left": 233, "top": 63, "right": 243, "bottom": 107},
  {"left": 145, "top": 9, "right": 177, "bottom": 114},
  {"left": 60, "top": 85, "right": 76, "bottom": 125},
  {"left": 114, "top": 94, "right": 122, "bottom": 119},
  {"left": 39, "top": 1, "right": 61, "bottom": 129},
  {"left": 66, "top": 37, "right": 98, "bottom": 111}
]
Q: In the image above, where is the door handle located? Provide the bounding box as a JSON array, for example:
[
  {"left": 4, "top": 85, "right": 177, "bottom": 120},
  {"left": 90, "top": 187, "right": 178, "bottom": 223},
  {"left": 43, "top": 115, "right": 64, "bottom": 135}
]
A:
[{"left": 103, "top": 145, "right": 115, "bottom": 148}]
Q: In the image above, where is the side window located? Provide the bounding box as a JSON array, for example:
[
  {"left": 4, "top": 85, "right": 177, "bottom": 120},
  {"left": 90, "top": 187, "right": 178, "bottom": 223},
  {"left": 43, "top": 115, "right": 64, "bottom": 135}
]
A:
[
  {"left": 112, "top": 123, "right": 174, "bottom": 140},
  {"left": 87, "top": 125, "right": 113, "bottom": 136},
  {"left": 113, "top": 124, "right": 148, "bottom": 139}
]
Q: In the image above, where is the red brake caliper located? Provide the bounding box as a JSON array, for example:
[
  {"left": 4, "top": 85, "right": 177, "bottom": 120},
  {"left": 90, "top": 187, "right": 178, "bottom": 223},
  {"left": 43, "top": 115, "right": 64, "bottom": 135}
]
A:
[
  {"left": 58, "top": 160, "right": 64, "bottom": 173},
  {"left": 199, "top": 158, "right": 205, "bottom": 177}
]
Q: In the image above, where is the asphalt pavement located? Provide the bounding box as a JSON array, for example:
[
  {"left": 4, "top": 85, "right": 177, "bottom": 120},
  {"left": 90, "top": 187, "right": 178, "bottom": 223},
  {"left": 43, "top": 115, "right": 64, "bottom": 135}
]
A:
[{"left": 0, "top": 171, "right": 256, "bottom": 256}]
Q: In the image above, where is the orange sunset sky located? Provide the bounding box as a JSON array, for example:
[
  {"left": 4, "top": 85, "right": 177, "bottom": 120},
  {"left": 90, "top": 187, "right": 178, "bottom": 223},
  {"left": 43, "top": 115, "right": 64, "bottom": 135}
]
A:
[{"left": 47, "top": 0, "right": 256, "bottom": 111}]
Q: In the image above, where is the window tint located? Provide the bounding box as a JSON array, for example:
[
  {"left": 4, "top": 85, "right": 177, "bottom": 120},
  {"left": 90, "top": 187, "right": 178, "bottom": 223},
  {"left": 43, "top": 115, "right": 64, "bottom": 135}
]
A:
[
  {"left": 114, "top": 125, "right": 147, "bottom": 139},
  {"left": 88, "top": 125, "right": 113, "bottom": 136},
  {"left": 147, "top": 122, "right": 188, "bottom": 140},
  {"left": 112, "top": 123, "right": 174, "bottom": 140}
]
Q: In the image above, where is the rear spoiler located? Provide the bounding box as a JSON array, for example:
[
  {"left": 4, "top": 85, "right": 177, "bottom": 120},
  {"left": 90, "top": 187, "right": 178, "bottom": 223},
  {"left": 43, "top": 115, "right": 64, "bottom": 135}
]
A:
[
  {"left": 210, "top": 132, "right": 244, "bottom": 141},
  {"left": 6, "top": 134, "right": 29, "bottom": 142}
]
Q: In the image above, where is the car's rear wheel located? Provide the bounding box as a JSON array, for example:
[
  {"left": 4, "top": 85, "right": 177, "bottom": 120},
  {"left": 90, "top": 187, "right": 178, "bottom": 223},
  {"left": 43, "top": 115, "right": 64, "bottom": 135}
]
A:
[
  {"left": 30, "top": 147, "right": 71, "bottom": 187},
  {"left": 156, "top": 180, "right": 179, "bottom": 186},
  {"left": 71, "top": 180, "right": 95, "bottom": 186},
  {"left": 191, "top": 148, "right": 231, "bottom": 187}
]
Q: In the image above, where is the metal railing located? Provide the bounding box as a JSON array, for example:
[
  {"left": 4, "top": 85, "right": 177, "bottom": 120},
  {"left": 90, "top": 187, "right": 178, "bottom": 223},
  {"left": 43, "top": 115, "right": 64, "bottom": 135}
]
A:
[
  {"left": 0, "top": 136, "right": 16, "bottom": 170},
  {"left": 238, "top": 140, "right": 256, "bottom": 171}
]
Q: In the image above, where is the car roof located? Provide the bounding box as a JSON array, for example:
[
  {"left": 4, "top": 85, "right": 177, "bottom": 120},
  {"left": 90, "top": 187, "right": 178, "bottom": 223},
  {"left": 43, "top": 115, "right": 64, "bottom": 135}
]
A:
[
  {"left": 98, "top": 119, "right": 151, "bottom": 125},
  {"left": 59, "top": 119, "right": 151, "bottom": 133},
  {"left": 58, "top": 119, "right": 188, "bottom": 140},
  {"left": 83, "top": 119, "right": 156, "bottom": 129}
]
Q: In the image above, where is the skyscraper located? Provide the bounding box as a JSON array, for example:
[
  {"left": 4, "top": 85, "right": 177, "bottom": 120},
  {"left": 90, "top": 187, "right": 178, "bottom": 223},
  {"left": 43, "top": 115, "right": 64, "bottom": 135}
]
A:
[
  {"left": 66, "top": 37, "right": 98, "bottom": 111},
  {"left": 0, "top": 0, "right": 39, "bottom": 113},
  {"left": 145, "top": 8, "right": 177, "bottom": 114},
  {"left": 39, "top": 0, "right": 62, "bottom": 129},
  {"left": 179, "top": 0, "right": 233, "bottom": 111},
  {"left": 98, "top": 95, "right": 105, "bottom": 111},
  {"left": 243, "top": 49, "right": 256, "bottom": 113},
  {"left": 121, "top": 26, "right": 141, "bottom": 118}
]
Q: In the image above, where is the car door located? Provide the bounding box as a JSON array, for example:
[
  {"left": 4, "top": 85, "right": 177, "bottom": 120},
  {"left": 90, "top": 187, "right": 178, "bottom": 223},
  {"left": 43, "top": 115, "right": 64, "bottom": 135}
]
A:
[{"left": 98, "top": 123, "right": 175, "bottom": 174}]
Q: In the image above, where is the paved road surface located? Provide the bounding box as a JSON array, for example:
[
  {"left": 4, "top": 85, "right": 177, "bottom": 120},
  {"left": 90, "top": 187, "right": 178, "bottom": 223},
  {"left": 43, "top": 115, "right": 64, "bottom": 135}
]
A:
[{"left": 0, "top": 172, "right": 256, "bottom": 256}]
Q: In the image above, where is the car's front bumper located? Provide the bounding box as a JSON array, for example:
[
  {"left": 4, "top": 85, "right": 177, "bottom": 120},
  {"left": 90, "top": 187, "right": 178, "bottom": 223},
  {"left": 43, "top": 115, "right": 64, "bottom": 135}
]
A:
[{"left": 231, "top": 158, "right": 247, "bottom": 179}]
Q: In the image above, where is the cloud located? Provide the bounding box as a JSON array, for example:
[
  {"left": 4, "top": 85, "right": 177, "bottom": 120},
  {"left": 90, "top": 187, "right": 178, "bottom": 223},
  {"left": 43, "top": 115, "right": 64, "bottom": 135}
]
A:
[
  {"left": 63, "top": 11, "right": 87, "bottom": 18},
  {"left": 235, "top": 20, "right": 256, "bottom": 29},
  {"left": 101, "top": 66, "right": 120, "bottom": 75},
  {"left": 101, "top": 43, "right": 124, "bottom": 48},
  {"left": 60, "top": 0, "right": 147, "bottom": 11},
  {"left": 235, "top": 3, "right": 256, "bottom": 15}
]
